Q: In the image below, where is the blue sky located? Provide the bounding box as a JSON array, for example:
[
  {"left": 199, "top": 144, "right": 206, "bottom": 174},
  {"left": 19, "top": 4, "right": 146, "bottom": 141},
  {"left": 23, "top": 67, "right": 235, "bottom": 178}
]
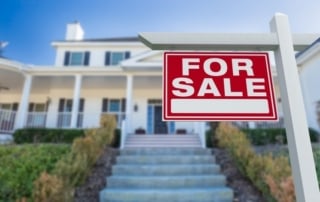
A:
[{"left": 1, "top": 0, "right": 320, "bottom": 65}]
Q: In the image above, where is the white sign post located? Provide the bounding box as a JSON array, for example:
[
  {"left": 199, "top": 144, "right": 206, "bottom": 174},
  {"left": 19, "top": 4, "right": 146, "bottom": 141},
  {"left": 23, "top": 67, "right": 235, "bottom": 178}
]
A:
[{"left": 140, "top": 13, "right": 320, "bottom": 202}]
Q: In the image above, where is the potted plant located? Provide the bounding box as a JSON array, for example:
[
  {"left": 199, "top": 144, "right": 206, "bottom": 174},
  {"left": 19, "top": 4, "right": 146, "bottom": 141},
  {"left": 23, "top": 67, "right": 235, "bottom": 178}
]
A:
[{"left": 135, "top": 127, "right": 146, "bottom": 135}]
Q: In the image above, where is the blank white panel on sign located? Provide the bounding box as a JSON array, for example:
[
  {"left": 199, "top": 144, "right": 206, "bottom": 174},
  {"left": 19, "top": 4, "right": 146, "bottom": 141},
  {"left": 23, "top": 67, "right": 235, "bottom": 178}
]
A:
[{"left": 171, "top": 99, "right": 269, "bottom": 113}]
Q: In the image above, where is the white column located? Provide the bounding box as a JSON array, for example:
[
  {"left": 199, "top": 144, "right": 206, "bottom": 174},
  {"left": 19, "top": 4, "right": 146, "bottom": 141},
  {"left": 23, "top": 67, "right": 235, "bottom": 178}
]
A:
[
  {"left": 15, "top": 74, "right": 33, "bottom": 129},
  {"left": 125, "top": 75, "right": 133, "bottom": 134},
  {"left": 270, "top": 13, "right": 320, "bottom": 202},
  {"left": 70, "top": 74, "right": 82, "bottom": 128}
]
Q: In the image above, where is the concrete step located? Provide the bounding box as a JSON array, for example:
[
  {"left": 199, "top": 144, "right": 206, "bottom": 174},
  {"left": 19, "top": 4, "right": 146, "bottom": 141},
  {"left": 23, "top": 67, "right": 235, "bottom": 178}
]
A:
[
  {"left": 107, "top": 175, "right": 226, "bottom": 189},
  {"left": 100, "top": 148, "right": 233, "bottom": 202},
  {"left": 100, "top": 188, "right": 233, "bottom": 202},
  {"left": 116, "top": 155, "right": 215, "bottom": 165},
  {"left": 125, "top": 144, "right": 202, "bottom": 148},
  {"left": 120, "top": 148, "right": 212, "bottom": 155},
  {"left": 124, "top": 135, "right": 202, "bottom": 148},
  {"left": 112, "top": 164, "right": 220, "bottom": 176}
]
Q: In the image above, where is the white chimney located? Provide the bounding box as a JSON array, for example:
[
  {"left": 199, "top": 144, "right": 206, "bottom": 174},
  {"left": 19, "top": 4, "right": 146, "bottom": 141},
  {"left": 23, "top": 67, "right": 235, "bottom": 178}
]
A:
[{"left": 65, "top": 21, "right": 84, "bottom": 40}]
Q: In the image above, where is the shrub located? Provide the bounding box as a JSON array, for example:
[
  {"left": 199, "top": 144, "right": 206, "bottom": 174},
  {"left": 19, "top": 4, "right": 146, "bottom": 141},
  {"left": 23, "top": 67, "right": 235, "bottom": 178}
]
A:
[
  {"left": 13, "top": 128, "right": 85, "bottom": 144},
  {"left": 0, "top": 144, "right": 70, "bottom": 202},
  {"left": 32, "top": 114, "right": 117, "bottom": 202},
  {"left": 242, "top": 128, "right": 318, "bottom": 145},
  {"left": 112, "top": 129, "right": 121, "bottom": 148},
  {"left": 33, "top": 172, "right": 71, "bottom": 202},
  {"left": 216, "top": 122, "right": 295, "bottom": 201},
  {"left": 206, "top": 129, "right": 213, "bottom": 148}
]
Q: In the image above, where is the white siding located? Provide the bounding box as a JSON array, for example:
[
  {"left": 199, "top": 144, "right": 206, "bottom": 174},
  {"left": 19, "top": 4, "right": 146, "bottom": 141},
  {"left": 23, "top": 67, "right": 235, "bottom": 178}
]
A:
[{"left": 300, "top": 55, "right": 320, "bottom": 132}]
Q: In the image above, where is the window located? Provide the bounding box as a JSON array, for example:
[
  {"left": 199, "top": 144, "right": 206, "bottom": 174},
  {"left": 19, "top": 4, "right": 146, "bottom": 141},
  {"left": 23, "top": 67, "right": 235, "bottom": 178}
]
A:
[
  {"left": 102, "top": 98, "right": 126, "bottom": 112},
  {"left": 28, "top": 103, "right": 46, "bottom": 112},
  {"left": 102, "top": 98, "right": 126, "bottom": 128},
  {"left": 64, "top": 51, "right": 90, "bottom": 66},
  {"left": 109, "top": 99, "right": 120, "bottom": 112},
  {"left": 57, "top": 98, "right": 85, "bottom": 128},
  {"left": 58, "top": 98, "right": 84, "bottom": 112},
  {"left": 105, "top": 51, "right": 130, "bottom": 66},
  {"left": 0, "top": 103, "right": 18, "bottom": 111}
]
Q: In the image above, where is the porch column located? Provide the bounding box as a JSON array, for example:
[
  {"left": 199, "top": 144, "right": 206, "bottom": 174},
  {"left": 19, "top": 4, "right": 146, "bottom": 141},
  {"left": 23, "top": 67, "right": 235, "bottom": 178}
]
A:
[
  {"left": 15, "top": 74, "right": 33, "bottom": 129},
  {"left": 125, "top": 75, "right": 133, "bottom": 134},
  {"left": 70, "top": 74, "right": 82, "bottom": 128}
]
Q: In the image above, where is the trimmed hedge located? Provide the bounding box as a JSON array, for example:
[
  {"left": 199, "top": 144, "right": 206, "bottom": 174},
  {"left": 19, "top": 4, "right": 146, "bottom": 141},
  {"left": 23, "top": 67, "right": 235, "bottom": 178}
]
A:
[
  {"left": 13, "top": 128, "right": 85, "bottom": 144},
  {"left": 242, "top": 128, "right": 318, "bottom": 145},
  {"left": 206, "top": 129, "right": 213, "bottom": 148},
  {"left": 112, "top": 129, "right": 121, "bottom": 148}
]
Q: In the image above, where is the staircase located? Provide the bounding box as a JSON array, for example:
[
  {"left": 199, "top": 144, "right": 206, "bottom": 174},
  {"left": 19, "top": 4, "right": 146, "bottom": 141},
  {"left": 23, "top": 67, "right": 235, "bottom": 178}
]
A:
[
  {"left": 100, "top": 148, "right": 233, "bottom": 202},
  {"left": 124, "top": 134, "right": 202, "bottom": 148}
]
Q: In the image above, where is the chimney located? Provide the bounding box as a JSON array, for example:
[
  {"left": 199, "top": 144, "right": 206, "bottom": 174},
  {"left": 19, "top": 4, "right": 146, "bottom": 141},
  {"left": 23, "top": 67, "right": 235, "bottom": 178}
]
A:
[{"left": 65, "top": 21, "right": 84, "bottom": 40}]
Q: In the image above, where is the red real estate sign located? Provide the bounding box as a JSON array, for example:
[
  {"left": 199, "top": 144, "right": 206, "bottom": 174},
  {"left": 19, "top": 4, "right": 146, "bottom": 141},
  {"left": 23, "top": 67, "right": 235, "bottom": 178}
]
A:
[{"left": 163, "top": 52, "right": 278, "bottom": 121}]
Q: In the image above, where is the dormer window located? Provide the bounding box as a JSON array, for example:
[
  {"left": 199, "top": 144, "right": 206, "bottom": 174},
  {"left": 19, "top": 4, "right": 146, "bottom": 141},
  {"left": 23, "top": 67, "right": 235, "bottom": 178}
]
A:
[
  {"left": 64, "top": 51, "right": 90, "bottom": 66},
  {"left": 105, "top": 51, "right": 130, "bottom": 66}
]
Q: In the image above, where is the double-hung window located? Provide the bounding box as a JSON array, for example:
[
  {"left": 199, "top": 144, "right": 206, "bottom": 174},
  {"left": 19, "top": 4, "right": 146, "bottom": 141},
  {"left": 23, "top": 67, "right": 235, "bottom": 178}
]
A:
[
  {"left": 57, "top": 98, "right": 85, "bottom": 128},
  {"left": 64, "top": 51, "right": 90, "bottom": 66},
  {"left": 105, "top": 51, "right": 130, "bottom": 66},
  {"left": 0, "top": 103, "right": 18, "bottom": 111},
  {"left": 102, "top": 98, "right": 126, "bottom": 127},
  {"left": 27, "top": 103, "right": 47, "bottom": 127}
]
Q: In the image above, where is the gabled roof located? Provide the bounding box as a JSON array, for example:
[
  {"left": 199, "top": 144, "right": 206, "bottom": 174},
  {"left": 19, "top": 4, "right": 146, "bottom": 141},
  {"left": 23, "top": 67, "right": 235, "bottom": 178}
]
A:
[
  {"left": 82, "top": 37, "right": 140, "bottom": 42},
  {"left": 55, "top": 36, "right": 140, "bottom": 43},
  {"left": 121, "top": 51, "right": 162, "bottom": 71},
  {"left": 296, "top": 38, "right": 320, "bottom": 66}
]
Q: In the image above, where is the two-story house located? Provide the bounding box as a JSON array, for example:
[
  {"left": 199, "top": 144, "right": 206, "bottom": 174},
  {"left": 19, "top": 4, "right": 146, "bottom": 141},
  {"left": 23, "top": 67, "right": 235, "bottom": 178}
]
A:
[{"left": 0, "top": 22, "right": 319, "bottom": 146}]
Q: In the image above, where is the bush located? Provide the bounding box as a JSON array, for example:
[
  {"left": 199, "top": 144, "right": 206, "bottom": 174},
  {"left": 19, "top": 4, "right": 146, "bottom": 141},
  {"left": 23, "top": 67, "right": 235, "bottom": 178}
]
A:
[
  {"left": 32, "top": 114, "right": 117, "bottom": 201},
  {"left": 33, "top": 172, "right": 71, "bottom": 202},
  {"left": 112, "top": 129, "right": 121, "bottom": 148},
  {"left": 206, "top": 129, "right": 213, "bottom": 148},
  {"left": 242, "top": 128, "right": 318, "bottom": 145},
  {"left": 0, "top": 144, "right": 70, "bottom": 202},
  {"left": 13, "top": 128, "right": 85, "bottom": 144},
  {"left": 216, "top": 123, "right": 295, "bottom": 201}
]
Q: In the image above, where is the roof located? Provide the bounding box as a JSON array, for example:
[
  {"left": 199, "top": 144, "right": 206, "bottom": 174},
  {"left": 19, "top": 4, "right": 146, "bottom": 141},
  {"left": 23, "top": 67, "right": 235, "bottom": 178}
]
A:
[
  {"left": 56, "top": 36, "right": 140, "bottom": 43},
  {"left": 296, "top": 37, "right": 320, "bottom": 58}
]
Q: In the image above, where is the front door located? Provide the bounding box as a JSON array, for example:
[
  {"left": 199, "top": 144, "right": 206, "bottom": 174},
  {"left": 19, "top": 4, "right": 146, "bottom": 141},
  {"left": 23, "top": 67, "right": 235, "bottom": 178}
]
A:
[{"left": 153, "top": 105, "right": 168, "bottom": 134}]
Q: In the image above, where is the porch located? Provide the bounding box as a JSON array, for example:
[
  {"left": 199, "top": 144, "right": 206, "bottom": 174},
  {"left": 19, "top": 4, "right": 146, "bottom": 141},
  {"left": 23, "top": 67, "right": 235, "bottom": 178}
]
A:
[{"left": 0, "top": 61, "right": 285, "bottom": 147}]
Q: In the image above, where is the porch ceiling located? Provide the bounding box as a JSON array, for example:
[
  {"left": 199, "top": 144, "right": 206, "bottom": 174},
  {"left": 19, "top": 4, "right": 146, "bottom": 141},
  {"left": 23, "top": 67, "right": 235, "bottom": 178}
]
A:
[
  {"left": 0, "top": 68, "right": 24, "bottom": 94},
  {"left": 134, "top": 76, "right": 162, "bottom": 89}
]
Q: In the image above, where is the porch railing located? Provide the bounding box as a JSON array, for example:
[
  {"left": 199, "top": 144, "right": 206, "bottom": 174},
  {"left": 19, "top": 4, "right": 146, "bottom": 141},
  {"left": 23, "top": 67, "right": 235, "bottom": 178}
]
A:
[
  {"left": 0, "top": 109, "right": 16, "bottom": 134},
  {"left": 57, "top": 112, "right": 71, "bottom": 128},
  {"left": 232, "top": 117, "right": 285, "bottom": 129},
  {"left": 26, "top": 112, "right": 47, "bottom": 128},
  {"left": 57, "top": 112, "right": 84, "bottom": 128}
]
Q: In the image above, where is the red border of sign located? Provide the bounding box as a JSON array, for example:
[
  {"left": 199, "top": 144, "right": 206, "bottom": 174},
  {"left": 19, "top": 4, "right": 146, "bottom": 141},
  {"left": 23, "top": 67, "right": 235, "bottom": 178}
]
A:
[{"left": 163, "top": 52, "right": 278, "bottom": 121}]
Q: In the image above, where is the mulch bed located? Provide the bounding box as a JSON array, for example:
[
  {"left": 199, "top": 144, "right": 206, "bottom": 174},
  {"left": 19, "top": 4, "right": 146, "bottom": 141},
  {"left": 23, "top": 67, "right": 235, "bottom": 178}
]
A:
[
  {"left": 74, "top": 146, "right": 267, "bottom": 202},
  {"left": 213, "top": 148, "right": 267, "bottom": 202},
  {"left": 74, "top": 147, "right": 119, "bottom": 202}
]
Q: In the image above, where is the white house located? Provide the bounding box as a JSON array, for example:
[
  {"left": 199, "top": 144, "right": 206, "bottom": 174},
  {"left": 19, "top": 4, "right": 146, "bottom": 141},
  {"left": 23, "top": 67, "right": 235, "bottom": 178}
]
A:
[{"left": 0, "top": 22, "right": 319, "bottom": 146}]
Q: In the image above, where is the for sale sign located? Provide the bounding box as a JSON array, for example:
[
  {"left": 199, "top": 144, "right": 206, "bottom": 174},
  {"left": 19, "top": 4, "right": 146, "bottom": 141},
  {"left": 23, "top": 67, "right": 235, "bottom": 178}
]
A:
[{"left": 163, "top": 52, "right": 277, "bottom": 121}]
